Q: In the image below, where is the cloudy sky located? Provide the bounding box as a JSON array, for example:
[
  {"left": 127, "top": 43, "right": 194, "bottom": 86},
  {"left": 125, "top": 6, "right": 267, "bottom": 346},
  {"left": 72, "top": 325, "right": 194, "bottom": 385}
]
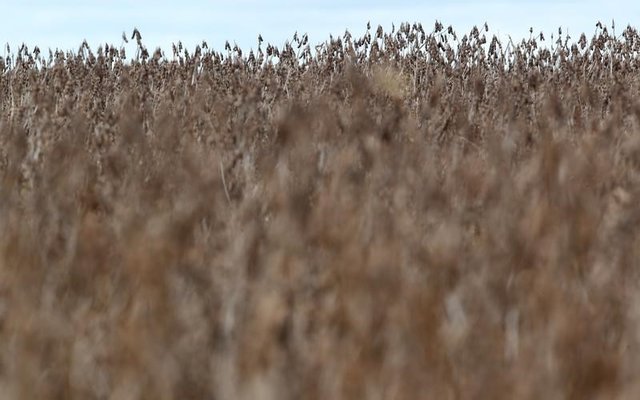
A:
[{"left": 2, "top": 1, "right": 639, "bottom": 53}]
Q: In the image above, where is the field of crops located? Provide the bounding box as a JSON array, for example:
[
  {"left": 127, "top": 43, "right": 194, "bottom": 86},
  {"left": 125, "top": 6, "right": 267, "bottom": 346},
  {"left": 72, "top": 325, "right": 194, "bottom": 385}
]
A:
[{"left": 1, "top": 22, "right": 640, "bottom": 398}]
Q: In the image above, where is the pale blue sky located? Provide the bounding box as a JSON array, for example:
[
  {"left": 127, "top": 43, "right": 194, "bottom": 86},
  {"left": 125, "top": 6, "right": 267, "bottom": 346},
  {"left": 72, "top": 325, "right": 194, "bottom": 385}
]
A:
[{"left": 2, "top": 1, "right": 639, "bottom": 53}]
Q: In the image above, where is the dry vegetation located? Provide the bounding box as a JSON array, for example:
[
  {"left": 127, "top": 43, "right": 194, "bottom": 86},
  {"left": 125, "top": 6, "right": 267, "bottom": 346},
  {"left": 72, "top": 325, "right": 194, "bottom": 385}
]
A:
[{"left": 1, "top": 21, "right": 640, "bottom": 399}]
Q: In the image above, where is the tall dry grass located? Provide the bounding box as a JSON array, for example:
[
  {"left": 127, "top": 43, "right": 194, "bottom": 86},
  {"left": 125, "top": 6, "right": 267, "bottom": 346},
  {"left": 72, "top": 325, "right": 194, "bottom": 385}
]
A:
[{"left": 1, "top": 22, "right": 640, "bottom": 399}]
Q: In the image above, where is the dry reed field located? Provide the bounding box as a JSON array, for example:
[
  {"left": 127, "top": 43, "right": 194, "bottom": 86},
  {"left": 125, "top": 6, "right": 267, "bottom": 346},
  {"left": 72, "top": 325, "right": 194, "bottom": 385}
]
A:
[{"left": 1, "top": 21, "right": 640, "bottom": 399}]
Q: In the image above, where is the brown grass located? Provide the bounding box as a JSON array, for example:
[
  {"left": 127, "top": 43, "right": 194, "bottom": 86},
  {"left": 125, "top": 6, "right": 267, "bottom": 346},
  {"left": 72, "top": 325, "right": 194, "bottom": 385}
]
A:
[{"left": 1, "top": 21, "right": 640, "bottom": 399}]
